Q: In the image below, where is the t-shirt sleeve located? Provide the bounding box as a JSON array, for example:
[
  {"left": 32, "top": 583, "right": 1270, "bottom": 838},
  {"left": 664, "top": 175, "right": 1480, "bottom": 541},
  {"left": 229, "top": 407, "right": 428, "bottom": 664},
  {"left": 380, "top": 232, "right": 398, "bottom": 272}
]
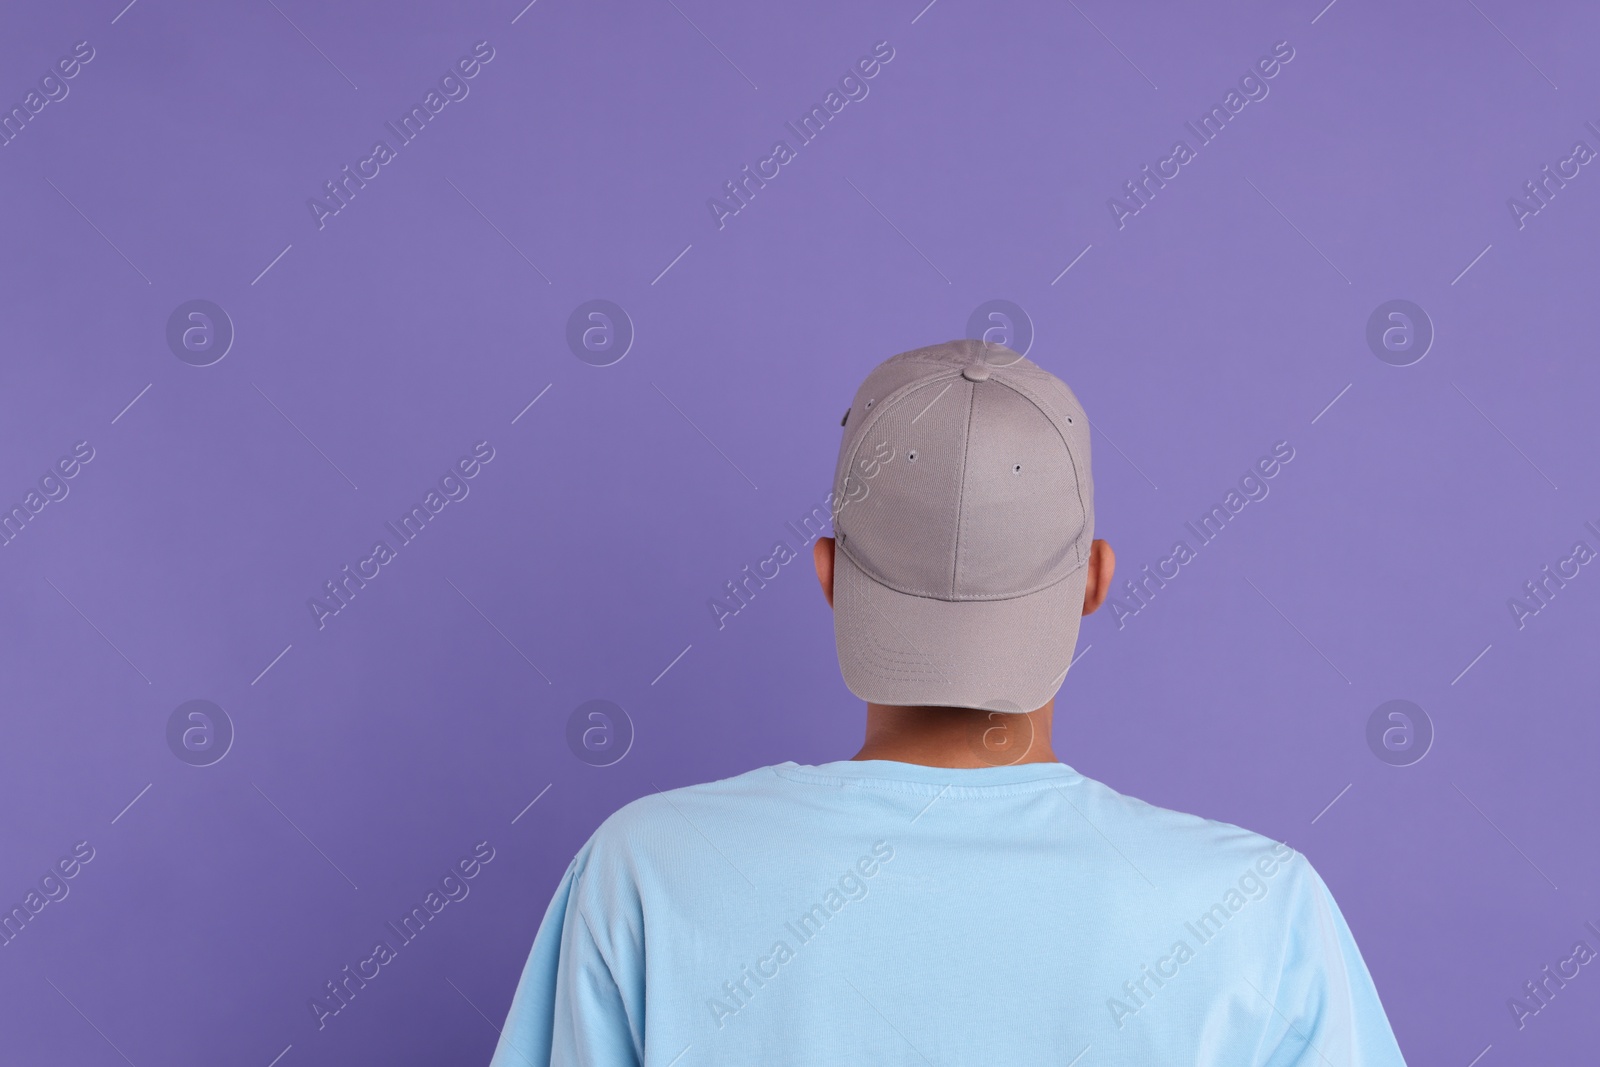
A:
[
  {"left": 1253, "top": 857, "right": 1407, "bottom": 1067},
  {"left": 489, "top": 853, "right": 642, "bottom": 1067}
]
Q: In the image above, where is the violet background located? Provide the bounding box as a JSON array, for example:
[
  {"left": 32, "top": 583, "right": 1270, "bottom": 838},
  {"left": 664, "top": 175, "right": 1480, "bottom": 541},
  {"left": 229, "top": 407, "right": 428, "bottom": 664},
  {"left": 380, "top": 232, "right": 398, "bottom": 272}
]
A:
[{"left": 2, "top": 0, "right": 1597, "bottom": 1063}]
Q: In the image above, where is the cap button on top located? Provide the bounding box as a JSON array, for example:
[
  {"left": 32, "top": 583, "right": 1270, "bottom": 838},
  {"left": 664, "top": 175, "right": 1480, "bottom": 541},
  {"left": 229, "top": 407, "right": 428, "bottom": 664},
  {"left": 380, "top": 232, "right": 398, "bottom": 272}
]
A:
[{"left": 961, "top": 362, "right": 991, "bottom": 382}]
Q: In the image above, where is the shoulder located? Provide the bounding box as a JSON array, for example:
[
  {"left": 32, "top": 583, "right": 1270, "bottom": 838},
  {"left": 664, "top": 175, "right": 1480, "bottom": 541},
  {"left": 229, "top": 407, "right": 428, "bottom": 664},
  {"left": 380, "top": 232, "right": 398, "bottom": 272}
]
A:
[
  {"left": 597, "top": 764, "right": 784, "bottom": 837},
  {"left": 566, "top": 765, "right": 787, "bottom": 889},
  {"left": 1064, "top": 772, "right": 1316, "bottom": 897}
]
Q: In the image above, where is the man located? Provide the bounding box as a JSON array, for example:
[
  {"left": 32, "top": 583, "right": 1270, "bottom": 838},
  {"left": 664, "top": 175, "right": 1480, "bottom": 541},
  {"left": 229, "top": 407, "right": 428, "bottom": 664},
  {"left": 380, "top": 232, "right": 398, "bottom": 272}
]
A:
[{"left": 489, "top": 339, "right": 1407, "bottom": 1065}]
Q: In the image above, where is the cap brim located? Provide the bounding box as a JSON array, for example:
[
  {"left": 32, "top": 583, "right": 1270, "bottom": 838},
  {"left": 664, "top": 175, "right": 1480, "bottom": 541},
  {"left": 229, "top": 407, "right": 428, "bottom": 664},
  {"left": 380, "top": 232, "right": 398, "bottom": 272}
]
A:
[{"left": 832, "top": 543, "right": 1088, "bottom": 712}]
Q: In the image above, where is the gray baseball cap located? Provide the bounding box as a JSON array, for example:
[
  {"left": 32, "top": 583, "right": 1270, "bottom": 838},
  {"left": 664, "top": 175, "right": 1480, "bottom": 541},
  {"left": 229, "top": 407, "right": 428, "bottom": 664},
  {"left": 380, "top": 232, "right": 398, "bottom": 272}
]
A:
[{"left": 830, "top": 338, "right": 1094, "bottom": 713}]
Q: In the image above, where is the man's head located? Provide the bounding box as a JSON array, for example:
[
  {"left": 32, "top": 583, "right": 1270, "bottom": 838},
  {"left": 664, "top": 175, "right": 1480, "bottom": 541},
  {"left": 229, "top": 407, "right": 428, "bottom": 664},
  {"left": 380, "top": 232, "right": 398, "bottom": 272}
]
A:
[{"left": 814, "top": 339, "right": 1115, "bottom": 715}]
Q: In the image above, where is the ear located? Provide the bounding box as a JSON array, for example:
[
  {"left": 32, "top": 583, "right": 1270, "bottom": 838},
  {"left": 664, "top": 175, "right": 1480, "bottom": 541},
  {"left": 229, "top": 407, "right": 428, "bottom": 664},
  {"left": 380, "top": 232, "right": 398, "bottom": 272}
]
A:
[
  {"left": 1082, "top": 539, "right": 1115, "bottom": 616},
  {"left": 813, "top": 536, "right": 836, "bottom": 609}
]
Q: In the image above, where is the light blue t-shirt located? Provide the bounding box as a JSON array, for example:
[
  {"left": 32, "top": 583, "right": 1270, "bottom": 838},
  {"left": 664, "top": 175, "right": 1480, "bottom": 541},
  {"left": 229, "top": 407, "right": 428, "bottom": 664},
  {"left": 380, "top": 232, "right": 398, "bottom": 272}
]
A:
[{"left": 489, "top": 760, "right": 1406, "bottom": 1066}]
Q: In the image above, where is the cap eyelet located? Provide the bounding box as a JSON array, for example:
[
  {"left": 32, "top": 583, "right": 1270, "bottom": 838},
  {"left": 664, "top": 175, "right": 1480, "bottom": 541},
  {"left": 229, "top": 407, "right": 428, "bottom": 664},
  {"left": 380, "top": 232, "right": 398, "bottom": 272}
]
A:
[
  {"left": 908, "top": 449, "right": 918, "bottom": 462},
  {"left": 865, "top": 398, "right": 875, "bottom": 409},
  {"left": 1012, "top": 464, "right": 1023, "bottom": 475}
]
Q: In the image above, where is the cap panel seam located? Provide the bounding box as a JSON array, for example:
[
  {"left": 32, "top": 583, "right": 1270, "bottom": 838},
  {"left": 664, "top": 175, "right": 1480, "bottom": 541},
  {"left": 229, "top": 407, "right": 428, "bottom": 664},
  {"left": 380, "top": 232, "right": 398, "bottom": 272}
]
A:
[
  {"left": 840, "top": 369, "right": 964, "bottom": 477},
  {"left": 949, "top": 379, "right": 976, "bottom": 598},
  {"left": 833, "top": 370, "right": 966, "bottom": 585},
  {"left": 993, "top": 374, "right": 1092, "bottom": 566}
]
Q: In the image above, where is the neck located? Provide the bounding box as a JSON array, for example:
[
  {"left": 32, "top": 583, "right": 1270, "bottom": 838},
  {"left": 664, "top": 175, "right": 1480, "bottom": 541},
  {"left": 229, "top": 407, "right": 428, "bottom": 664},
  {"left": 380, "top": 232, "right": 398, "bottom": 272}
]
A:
[{"left": 852, "top": 700, "right": 1058, "bottom": 768}]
